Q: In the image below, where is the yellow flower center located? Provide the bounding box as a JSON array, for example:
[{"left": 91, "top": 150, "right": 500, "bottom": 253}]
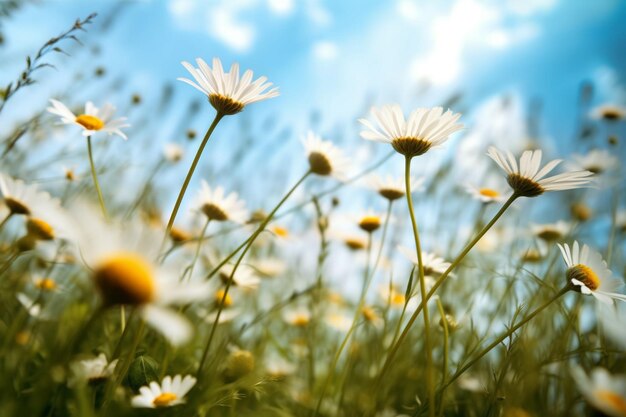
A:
[
  {"left": 153, "top": 392, "right": 178, "bottom": 407},
  {"left": 272, "top": 226, "right": 289, "bottom": 238},
  {"left": 359, "top": 215, "right": 381, "bottom": 233},
  {"left": 507, "top": 173, "right": 544, "bottom": 197},
  {"left": 75, "top": 114, "right": 105, "bottom": 131},
  {"left": 26, "top": 217, "right": 55, "bottom": 240},
  {"left": 308, "top": 152, "right": 332, "bottom": 176},
  {"left": 379, "top": 188, "right": 404, "bottom": 201},
  {"left": 201, "top": 203, "right": 228, "bottom": 221},
  {"left": 93, "top": 253, "right": 155, "bottom": 306},
  {"left": 391, "top": 293, "right": 406, "bottom": 306},
  {"left": 567, "top": 264, "right": 600, "bottom": 291},
  {"left": 35, "top": 278, "right": 57, "bottom": 291},
  {"left": 391, "top": 137, "right": 432, "bottom": 157},
  {"left": 169, "top": 227, "right": 191, "bottom": 244},
  {"left": 5, "top": 197, "right": 30, "bottom": 215},
  {"left": 361, "top": 306, "right": 378, "bottom": 322},
  {"left": 209, "top": 94, "right": 245, "bottom": 115},
  {"left": 291, "top": 314, "right": 310, "bottom": 327},
  {"left": 479, "top": 188, "right": 500, "bottom": 198},
  {"left": 344, "top": 237, "right": 366, "bottom": 250},
  {"left": 215, "top": 289, "right": 233, "bottom": 308},
  {"left": 595, "top": 390, "right": 626, "bottom": 416}
]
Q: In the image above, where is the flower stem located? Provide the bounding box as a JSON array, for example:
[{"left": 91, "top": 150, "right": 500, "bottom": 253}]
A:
[
  {"left": 435, "top": 298, "right": 449, "bottom": 417},
  {"left": 87, "top": 136, "right": 108, "bottom": 220},
  {"left": 441, "top": 285, "right": 570, "bottom": 390},
  {"left": 164, "top": 112, "right": 224, "bottom": 241},
  {"left": 197, "top": 170, "right": 311, "bottom": 376},
  {"left": 375, "top": 193, "right": 518, "bottom": 390},
  {"left": 403, "top": 155, "right": 435, "bottom": 417},
  {"left": 0, "top": 212, "right": 12, "bottom": 232},
  {"left": 182, "top": 218, "right": 211, "bottom": 282}
]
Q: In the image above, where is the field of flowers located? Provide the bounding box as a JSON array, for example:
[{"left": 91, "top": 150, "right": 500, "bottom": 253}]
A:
[{"left": 1, "top": 3, "right": 625, "bottom": 417}]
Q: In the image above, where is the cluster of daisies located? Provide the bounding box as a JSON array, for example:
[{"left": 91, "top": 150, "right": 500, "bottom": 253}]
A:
[{"left": 1, "top": 55, "right": 625, "bottom": 414}]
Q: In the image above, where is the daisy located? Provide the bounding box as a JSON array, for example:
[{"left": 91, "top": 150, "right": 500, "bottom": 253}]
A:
[
  {"left": 284, "top": 308, "right": 312, "bottom": 327},
  {"left": 398, "top": 245, "right": 451, "bottom": 277},
  {"left": 47, "top": 99, "right": 129, "bottom": 139},
  {"left": 358, "top": 211, "right": 383, "bottom": 233},
  {"left": 76, "top": 204, "right": 210, "bottom": 345},
  {"left": 368, "top": 174, "right": 424, "bottom": 201},
  {"left": 218, "top": 264, "right": 260, "bottom": 290},
  {"left": 572, "top": 366, "right": 626, "bottom": 417},
  {"left": 465, "top": 184, "right": 507, "bottom": 203},
  {"left": 68, "top": 353, "right": 117, "bottom": 387},
  {"left": 178, "top": 57, "right": 279, "bottom": 115},
  {"left": 302, "top": 131, "right": 350, "bottom": 178},
  {"left": 558, "top": 241, "right": 626, "bottom": 305},
  {"left": 192, "top": 180, "right": 248, "bottom": 223},
  {"left": 131, "top": 375, "right": 197, "bottom": 408},
  {"left": 531, "top": 221, "right": 570, "bottom": 242},
  {"left": 569, "top": 149, "right": 618, "bottom": 175},
  {"left": 163, "top": 143, "right": 184, "bottom": 163},
  {"left": 487, "top": 147, "right": 594, "bottom": 197},
  {"left": 359, "top": 105, "right": 463, "bottom": 158},
  {"left": 590, "top": 104, "right": 626, "bottom": 121},
  {"left": 0, "top": 173, "right": 74, "bottom": 242}
]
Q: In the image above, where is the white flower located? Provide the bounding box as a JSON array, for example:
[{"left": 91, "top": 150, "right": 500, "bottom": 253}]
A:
[
  {"left": 465, "top": 184, "right": 507, "bottom": 203},
  {"left": 569, "top": 149, "right": 618, "bottom": 175},
  {"left": 219, "top": 264, "right": 260, "bottom": 290},
  {"left": 487, "top": 147, "right": 594, "bottom": 197},
  {"left": 589, "top": 104, "right": 626, "bottom": 121},
  {"left": 359, "top": 105, "right": 463, "bottom": 157},
  {"left": 368, "top": 174, "right": 424, "bottom": 201},
  {"left": 572, "top": 366, "right": 626, "bottom": 417},
  {"left": 47, "top": 99, "right": 129, "bottom": 139},
  {"left": 131, "top": 375, "right": 197, "bottom": 408},
  {"left": 599, "top": 305, "right": 626, "bottom": 349},
  {"left": 302, "top": 131, "right": 350, "bottom": 178},
  {"left": 398, "top": 245, "right": 451, "bottom": 277},
  {"left": 558, "top": 241, "right": 626, "bottom": 305},
  {"left": 531, "top": 221, "right": 570, "bottom": 242},
  {"left": 75, "top": 204, "right": 211, "bottom": 345},
  {"left": 0, "top": 173, "right": 75, "bottom": 242},
  {"left": 178, "top": 57, "right": 279, "bottom": 115},
  {"left": 163, "top": 143, "right": 184, "bottom": 163},
  {"left": 192, "top": 180, "right": 248, "bottom": 224},
  {"left": 69, "top": 353, "right": 117, "bottom": 387}
]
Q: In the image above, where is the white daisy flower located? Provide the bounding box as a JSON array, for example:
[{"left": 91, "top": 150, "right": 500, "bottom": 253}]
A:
[
  {"left": 368, "top": 174, "right": 425, "bottom": 202},
  {"left": 465, "top": 184, "right": 508, "bottom": 203},
  {"left": 572, "top": 366, "right": 626, "bottom": 417},
  {"left": 599, "top": 305, "right": 626, "bottom": 349},
  {"left": 47, "top": 99, "right": 129, "bottom": 139},
  {"left": 302, "top": 131, "right": 350, "bottom": 178},
  {"left": 163, "top": 143, "right": 184, "bottom": 163},
  {"left": 357, "top": 210, "right": 384, "bottom": 233},
  {"left": 284, "top": 308, "right": 312, "bottom": 327},
  {"left": 558, "top": 241, "right": 626, "bottom": 305},
  {"left": 0, "top": 173, "right": 74, "bottom": 242},
  {"left": 531, "top": 221, "right": 570, "bottom": 242},
  {"left": 131, "top": 374, "right": 197, "bottom": 408},
  {"left": 568, "top": 149, "right": 619, "bottom": 178},
  {"left": 359, "top": 105, "right": 463, "bottom": 158},
  {"left": 178, "top": 57, "right": 279, "bottom": 115},
  {"left": 68, "top": 353, "right": 117, "bottom": 387},
  {"left": 589, "top": 104, "right": 626, "bottom": 121},
  {"left": 398, "top": 245, "right": 451, "bottom": 277},
  {"left": 75, "top": 204, "right": 210, "bottom": 345},
  {"left": 487, "top": 147, "right": 594, "bottom": 197},
  {"left": 218, "top": 264, "right": 260, "bottom": 290},
  {"left": 192, "top": 180, "right": 248, "bottom": 224}
]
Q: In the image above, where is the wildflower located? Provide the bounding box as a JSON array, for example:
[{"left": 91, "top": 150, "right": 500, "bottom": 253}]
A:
[
  {"left": 569, "top": 149, "right": 618, "bottom": 175},
  {"left": 47, "top": 99, "right": 129, "bottom": 139},
  {"left": 590, "top": 104, "right": 626, "bottom": 121},
  {"left": 222, "top": 350, "right": 255, "bottom": 382},
  {"left": 570, "top": 202, "right": 592, "bottom": 222},
  {"left": 284, "top": 309, "right": 311, "bottom": 327},
  {"left": 572, "top": 366, "right": 626, "bottom": 417},
  {"left": 178, "top": 57, "right": 279, "bottom": 115},
  {"left": 343, "top": 235, "right": 367, "bottom": 251},
  {"left": 169, "top": 226, "right": 192, "bottom": 244},
  {"left": 302, "top": 131, "right": 350, "bottom": 178},
  {"left": 131, "top": 375, "right": 197, "bottom": 408},
  {"left": 532, "top": 221, "right": 570, "bottom": 242},
  {"left": 466, "top": 184, "right": 507, "bottom": 203},
  {"left": 368, "top": 174, "right": 424, "bottom": 202},
  {"left": 358, "top": 211, "right": 382, "bottom": 233},
  {"left": 398, "top": 245, "right": 451, "bottom": 276},
  {"left": 218, "top": 264, "right": 260, "bottom": 290},
  {"left": 361, "top": 305, "right": 383, "bottom": 327},
  {"left": 214, "top": 288, "right": 233, "bottom": 308},
  {"left": 487, "top": 147, "right": 594, "bottom": 197},
  {"left": 359, "top": 105, "right": 463, "bottom": 158},
  {"left": 77, "top": 206, "right": 210, "bottom": 345},
  {"left": 69, "top": 353, "right": 117, "bottom": 387},
  {"left": 271, "top": 225, "right": 289, "bottom": 239},
  {"left": 163, "top": 143, "right": 184, "bottom": 163},
  {"left": 379, "top": 284, "right": 407, "bottom": 308},
  {"left": 253, "top": 258, "right": 287, "bottom": 278},
  {"left": 558, "top": 241, "right": 626, "bottom": 304},
  {"left": 34, "top": 277, "right": 57, "bottom": 292},
  {"left": 193, "top": 180, "right": 248, "bottom": 223}
]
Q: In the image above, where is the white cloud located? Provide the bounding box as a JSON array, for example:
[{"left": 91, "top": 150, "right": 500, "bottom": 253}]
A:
[
  {"left": 396, "top": 0, "right": 420, "bottom": 21},
  {"left": 267, "top": 0, "right": 294, "bottom": 15},
  {"left": 312, "top": 41, "right": 338, "bottom": 61},
  {"left": 208, "top": 5, "right": 256, "bottom": 52}
]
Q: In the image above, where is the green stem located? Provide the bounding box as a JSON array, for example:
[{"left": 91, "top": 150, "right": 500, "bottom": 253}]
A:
[
  {"left": 87, "top": 136, "right": 108, "bottom": 220},
  {"left": 441, "top": 285, "right": 570, "bottom": 390},
  {"left": 164, "top": 112, "right": 224, "bottom": 241},
  {"left": 435, "top": 299, "right": 449, "bottom": 417},
  {"left": 403, "top": 155, "right": 435, "bottom": 417},
  {"left": 183, "top": 218, "right": 211, "bottom": 282},
  {"left": 0, "top": 212, "right": 12, "bottom": 232},
  {"left": 197, "top": 170, "right": 311, "bottom": 376},
  {"left": 376, "top": 193, "right": 518, "bottom": 387}
]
